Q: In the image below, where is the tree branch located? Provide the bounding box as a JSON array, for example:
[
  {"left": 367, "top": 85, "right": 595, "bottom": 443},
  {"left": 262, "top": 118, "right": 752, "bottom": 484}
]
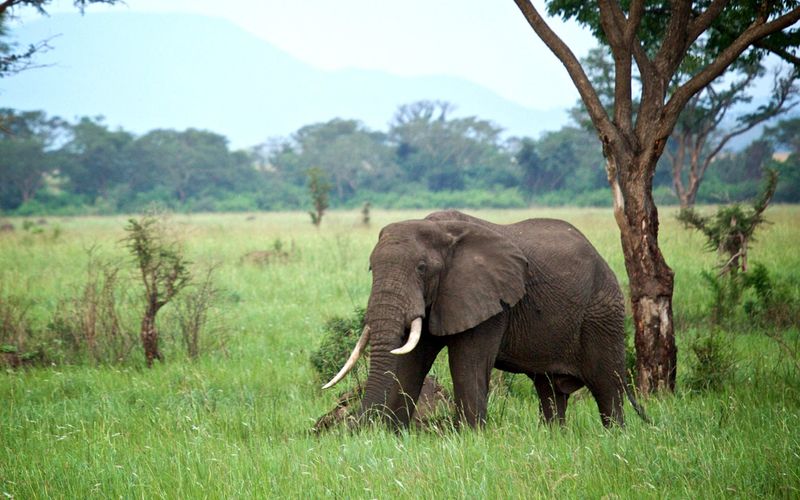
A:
[
  {"left": 754, "top": 40, "right": 800, "bottom": 67},
  {"left": 654, "top": 1, "right": 694, "bottom": 79},
  {"left": 598, "top": 0, "right": 634, "bottom": 136},
  {"left": 705, "top": 74, "right": 798, "bottom": 167},
  {"left": 0, "top": 0, "right": 20, "bottom": 14},
  {"left": 513, "top": 0, "right": 616, "bottom": 140},
  {"left": 688, "top": 0, "right": 730, "bottom": 44},
  {"left": 661, "top": 7, "right": 800, "bottom": 137}
]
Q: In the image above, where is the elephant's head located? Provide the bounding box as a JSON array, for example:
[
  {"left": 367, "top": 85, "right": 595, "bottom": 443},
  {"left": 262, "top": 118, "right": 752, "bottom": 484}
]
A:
[{"left": 323, "top": 214, "right": 529, "bottom": 426}]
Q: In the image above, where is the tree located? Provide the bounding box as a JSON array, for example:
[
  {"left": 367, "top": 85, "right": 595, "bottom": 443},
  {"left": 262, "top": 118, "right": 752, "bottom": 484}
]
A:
[
  {"left": 389, "top": 101, "right": 517, "bottom": 191},
  {"left": 515, "top": 126, "right": 606, "bottom": 198},
  {"left": 572, "top": 46, "right": 798, "bottom": 208},
  {"left": 128, "top": 129, "right": 250, "bottom": 204},
  {"left": 764, "top": 117, "right": 800, "bottom": 202},
  {"left": 124, "top": 214, "right": 191, "bottom": 367},
  {"left": 60, "top": 116, "right": 134, "bottom": 202},
  {"left": 286, "top": 119, "right": 397, "bottom": 203},
  {"left": 514, "top": 0, "right": 800, "bottom": 394},
  {"left": 307, "top": 167, "right": 331, "bottom": 227},
  {"left": 0, "top": 12, "right": 49, "bottom": 77},
  {"left": 669, "top": 65, "right": 798, "bottom": 207},
  {"left": 678, "top": 169, "right": 778, "bottom": 276},
  {"left": 0, "top": 108, "right": 65, "bottom": 209},
  {"left": 0, "top": 1, "right": 121, "bottom": 77}
]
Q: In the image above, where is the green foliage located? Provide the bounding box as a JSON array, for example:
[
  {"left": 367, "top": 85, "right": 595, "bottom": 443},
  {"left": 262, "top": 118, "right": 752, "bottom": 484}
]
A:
[
  {"left": 124, "top": 214, "right": 191, "bottom": 299},
  {"left": 0, "top": 290, "right": 33, "bottom": 355},
  {"left": 124, "top": 212, "right": 192, "bottom": 366},
  {"left": 48, "top": 255, "right": 137, "bottom": 364},
  {"left": 309, "top": 307, "right": 367, "bottom": 385},
  {"left": 677, "top": 168, "right": 778, "bottom": 275},
  {"left": 515, "top": 126, "right": 606, "bottom": 198},
  {"left": 685, "top": 329, "right": 737, "bottom": 392},
  {"left": 742, "top": 263, "right": 800, "bottom": 328},
  {"left": 1, "top": 209, "right": 800, "bottom": 496},
  {"left": 347, "top": 187, "right": 527, "bottom": 210},
  {"left": 547, "top": 1, "right": 800, "bottom": 73},
  {"left": 698, "top": 262, "right": 800, "bottom": 331},
  {"left": 361, "top": 201, "right": 371, "bottom": 226},
  {"left": 174, "top": 266, "right": 224, "bottom": 360},
  {"left": 306, "top": 167, "right": 331, "bottom": 227},
  {"left": 4, "top": 102, "right": 800, "bottom": 215},
  {"left": 700, "top": 270, "right": 741, "bottom": 328}
]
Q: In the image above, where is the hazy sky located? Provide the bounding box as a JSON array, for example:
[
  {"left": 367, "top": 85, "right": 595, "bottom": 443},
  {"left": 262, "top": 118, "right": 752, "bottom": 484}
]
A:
[{"left": 16, "top": 0, "right": 597, "bottom": 111}]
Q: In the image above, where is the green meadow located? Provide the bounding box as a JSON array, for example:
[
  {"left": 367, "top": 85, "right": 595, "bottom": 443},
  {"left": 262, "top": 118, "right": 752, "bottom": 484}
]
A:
[{"left": 1, "top": 207, "right": 799, "bottom": 498}]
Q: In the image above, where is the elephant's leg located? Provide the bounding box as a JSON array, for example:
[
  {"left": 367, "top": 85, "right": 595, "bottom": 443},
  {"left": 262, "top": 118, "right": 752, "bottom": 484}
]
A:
[
  {"left": 387, "top": 336, "right": 444, "bottom": 427},
  {"left": 586, "top": 374, "right": 625, "bottom": 428},
  {"left": 447, "top": 315, "right": 507, "bottom": 428},
  {"left": 531, "top": 374, "right": 570, "bottom": 425},
  {"left": 580, "top": 307, "right": 627, "bottom": 428}
]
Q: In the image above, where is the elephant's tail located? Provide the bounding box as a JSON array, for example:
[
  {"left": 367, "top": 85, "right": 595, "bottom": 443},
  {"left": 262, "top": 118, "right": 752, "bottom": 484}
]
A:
[{"left": 624, "top": 383, "right": 651, "bottom": 424}]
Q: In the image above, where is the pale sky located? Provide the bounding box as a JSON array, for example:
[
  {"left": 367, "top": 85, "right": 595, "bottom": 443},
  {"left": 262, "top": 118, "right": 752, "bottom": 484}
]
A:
[{"left": 17, "top": 0, "right": 597, "bottom": 111}]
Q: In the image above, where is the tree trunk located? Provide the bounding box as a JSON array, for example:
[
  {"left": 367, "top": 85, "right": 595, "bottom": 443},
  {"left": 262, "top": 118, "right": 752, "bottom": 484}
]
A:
[
  {"left": 609, "top": 153, "right": 677, "bottom": 394},
  {"left": 140, "top": 304, "right": 163, "bottom": 368}
]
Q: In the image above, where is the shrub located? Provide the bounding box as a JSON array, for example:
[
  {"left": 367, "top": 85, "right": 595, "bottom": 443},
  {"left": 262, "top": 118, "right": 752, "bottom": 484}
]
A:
[
  {"left": 174, "top": 266, "right": 224, "bottom": 359},
  {"left": 48, "top": 253, "right": 137, "bottom": 364},
  {"left": 742, "top": 263, "right": 800, "bottom": 329},
  {"left": 307, "top": 167, "right": 331, "bottom": 227},
  {"left": 685, "top": 329, "right": 737, "bottom": 392},
  {"left": 0, "top": 291, "right": 37, "bottom": 366},
  {"left": 310, "top": 307, "right": 367, "bottom": 386},
  {"left": 124, "top": 212, "right": 192, "bottom": 367}
]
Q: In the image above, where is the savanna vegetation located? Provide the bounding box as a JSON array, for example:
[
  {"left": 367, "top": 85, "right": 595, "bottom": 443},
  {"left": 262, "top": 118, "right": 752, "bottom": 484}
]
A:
[
  {"left": 1, "top": 207, "right": 799, "bottom": 497},
  {"left": 2, "top": 0, "right": 799, "bottom": 497},
  {"left": 1, "top": 104, "right": 799, "bottom": 216}
]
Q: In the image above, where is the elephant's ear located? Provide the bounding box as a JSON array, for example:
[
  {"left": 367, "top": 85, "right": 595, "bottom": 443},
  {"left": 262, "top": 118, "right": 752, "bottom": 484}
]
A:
[{"left": 429, "top": 221, "right": 528, "bottom": 336}]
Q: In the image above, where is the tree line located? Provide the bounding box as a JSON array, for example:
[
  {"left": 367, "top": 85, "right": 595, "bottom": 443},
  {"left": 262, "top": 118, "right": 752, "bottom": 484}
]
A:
[{"left": 0, "top": 101, "right": 798, "bottom": 215}]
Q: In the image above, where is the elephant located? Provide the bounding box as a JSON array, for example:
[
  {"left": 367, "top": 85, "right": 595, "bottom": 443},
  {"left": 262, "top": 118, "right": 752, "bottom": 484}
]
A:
[{"left": 323, "top": 210, "right": 647, "bottom": 429}]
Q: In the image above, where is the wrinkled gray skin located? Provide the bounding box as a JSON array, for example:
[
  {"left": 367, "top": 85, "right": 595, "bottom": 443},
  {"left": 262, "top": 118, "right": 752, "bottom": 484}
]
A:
[{"left": 357, "top": 210, "right": 644, "bottom": 429}]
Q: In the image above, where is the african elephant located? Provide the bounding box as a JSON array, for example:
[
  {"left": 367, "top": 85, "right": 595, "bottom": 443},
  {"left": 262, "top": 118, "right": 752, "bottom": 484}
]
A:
[{"left": 323, "top": 210, "right": 647, "bottom": 429}]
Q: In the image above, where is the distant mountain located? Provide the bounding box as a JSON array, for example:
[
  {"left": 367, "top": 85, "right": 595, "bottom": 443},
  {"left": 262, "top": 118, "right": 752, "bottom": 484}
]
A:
[{"left": 1, "top": 12, "right": 569, "bottom": 149}]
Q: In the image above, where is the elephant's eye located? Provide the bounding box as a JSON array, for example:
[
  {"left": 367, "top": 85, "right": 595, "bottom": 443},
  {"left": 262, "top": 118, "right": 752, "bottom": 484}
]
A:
[{"left": 416, "top": 260, "right": 427, "bottom": 275}]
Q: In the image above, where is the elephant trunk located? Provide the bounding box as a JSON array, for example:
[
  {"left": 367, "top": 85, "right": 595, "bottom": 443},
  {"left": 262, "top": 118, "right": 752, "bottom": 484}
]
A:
[
  {"left": 357, "top": 283, "right": 423, "bottom": 425},
  {"left": 358, "top": 317, "right": 405, "bottom": 424}
]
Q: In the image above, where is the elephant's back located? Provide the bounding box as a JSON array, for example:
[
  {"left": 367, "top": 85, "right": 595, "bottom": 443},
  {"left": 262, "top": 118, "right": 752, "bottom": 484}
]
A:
[{"left": 504, "top": 218, "right": 610, "bottom": 280}]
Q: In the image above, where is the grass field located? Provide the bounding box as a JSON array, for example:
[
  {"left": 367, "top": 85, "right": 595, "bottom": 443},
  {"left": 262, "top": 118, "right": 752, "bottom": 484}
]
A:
[{"left": 1, "top": 207, "right": 799, "bottom": 498}]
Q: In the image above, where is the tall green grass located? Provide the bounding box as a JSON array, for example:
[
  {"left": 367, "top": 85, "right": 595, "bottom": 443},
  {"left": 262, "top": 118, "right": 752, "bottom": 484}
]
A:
[{"left": 1, "top": 207, "right": 799, "bottom": 497}]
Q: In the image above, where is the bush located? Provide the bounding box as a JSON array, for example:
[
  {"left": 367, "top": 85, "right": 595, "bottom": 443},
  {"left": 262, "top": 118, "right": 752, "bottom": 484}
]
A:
[
  {"left": 685, "top": 329, "right": 737, "bottom": 392},
  {"left": 173, "top": 266, "right": 225, "bottom": 359},
  {"left": 347, "top": 188, "right": 527, "bottom": 210},
  {"left": 47, "top": 255, "right": 138, "bottom": 365},
  {"left": 310, "top": 307, "right": 367, "bottom": 385},
  {"left": 0, "top": 291, "right": 37, "bottom": 365},
  {"left": 531, "top": 189, "right": 612, "bottom": 207},
  {"left": 742, "top": 263, "right": 800, "bottom": 328},
  {"left": 698, "top": 263, "right": 799, "bottom": 330}
]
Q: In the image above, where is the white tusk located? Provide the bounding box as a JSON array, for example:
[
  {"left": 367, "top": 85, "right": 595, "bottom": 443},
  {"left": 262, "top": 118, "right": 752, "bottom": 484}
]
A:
[
  {"left": 322, "top": 326, "right": 370, "bottom": 390},
  {"left": 391, "top": 317, "right": 422, "bottom": 355}
]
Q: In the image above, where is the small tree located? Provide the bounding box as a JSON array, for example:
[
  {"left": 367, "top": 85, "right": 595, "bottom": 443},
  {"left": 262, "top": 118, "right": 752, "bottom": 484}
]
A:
[
  {"left": 361, "top": 201, "right": 371, "bottom": 226},
  {"left": 307, "top": 167, "right": 331, "bottom": 227},
  {"left": 678, "top": 169, "right": 778, "bottom": 327},
  {"left": 124, "top": 213, "right": 191, "bottom": 367},
  {"left": 678, "top": 169, "right": 777, "bottom": 277}
]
